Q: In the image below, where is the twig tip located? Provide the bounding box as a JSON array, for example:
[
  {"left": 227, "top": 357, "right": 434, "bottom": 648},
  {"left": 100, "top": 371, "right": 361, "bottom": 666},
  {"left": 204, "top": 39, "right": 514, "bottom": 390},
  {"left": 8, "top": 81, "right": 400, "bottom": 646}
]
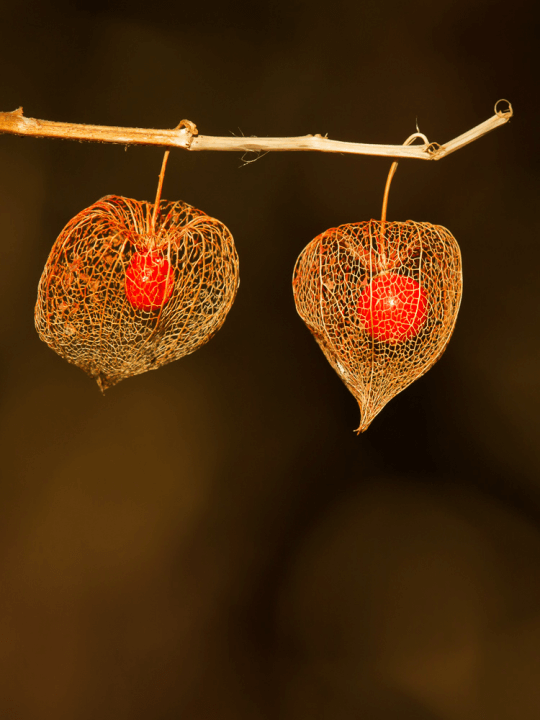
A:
[{"left": 495, "top": 99, "right": 513, "bottom": 119}]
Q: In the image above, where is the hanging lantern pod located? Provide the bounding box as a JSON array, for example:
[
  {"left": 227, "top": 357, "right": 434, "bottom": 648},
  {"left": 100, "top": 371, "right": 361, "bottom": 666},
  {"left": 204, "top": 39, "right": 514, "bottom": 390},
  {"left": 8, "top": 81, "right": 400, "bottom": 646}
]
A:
[
  {"left": 292, "top": 134, "right": 463, "bottom": 432},
  {"left": 35, "top": 152, "right": 239, "bottom": 390}
]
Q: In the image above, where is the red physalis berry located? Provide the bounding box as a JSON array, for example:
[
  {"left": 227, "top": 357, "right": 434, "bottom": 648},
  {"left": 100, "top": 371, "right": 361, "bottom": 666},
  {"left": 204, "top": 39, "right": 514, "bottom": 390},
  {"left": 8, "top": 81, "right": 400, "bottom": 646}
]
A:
[
  {"left": 357, "top": 272, "right": 428, "bottom": 343},
  {"left": 125, "top": 251, "right": 174, "bottom": 311}
]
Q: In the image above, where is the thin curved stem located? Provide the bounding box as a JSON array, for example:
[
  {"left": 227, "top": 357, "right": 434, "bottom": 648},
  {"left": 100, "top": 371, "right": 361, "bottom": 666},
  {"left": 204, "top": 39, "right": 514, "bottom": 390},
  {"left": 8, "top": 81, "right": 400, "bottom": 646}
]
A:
[
  {"left": 380, "top": 133, "right": 429, "bottom": 222},
  {"left": 379, "top": 132, "right": 428, "bottom": 262},
  {"left": 381, "top": 162, "right": 398, "bottom": 224},
  {"left": 151, "top": 150, "right": 170, "bottom": 235}
]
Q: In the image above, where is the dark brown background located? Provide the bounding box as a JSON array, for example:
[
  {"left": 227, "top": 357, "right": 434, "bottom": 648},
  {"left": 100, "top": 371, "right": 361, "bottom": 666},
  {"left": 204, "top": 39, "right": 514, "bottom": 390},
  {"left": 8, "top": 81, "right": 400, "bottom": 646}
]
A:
[{"left": 1, "top": 1, "right": 539, "bottom": 717}]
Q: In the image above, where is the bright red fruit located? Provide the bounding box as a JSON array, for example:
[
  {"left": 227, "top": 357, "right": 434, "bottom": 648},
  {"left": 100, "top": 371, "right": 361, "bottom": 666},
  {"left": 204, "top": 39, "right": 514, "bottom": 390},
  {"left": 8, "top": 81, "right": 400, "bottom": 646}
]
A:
[
  {"left": 125, "top": 251, "right": 174, "bottom": 311},
  {"left": 357, "top": 272, "right": 428, "bottom": 343}
]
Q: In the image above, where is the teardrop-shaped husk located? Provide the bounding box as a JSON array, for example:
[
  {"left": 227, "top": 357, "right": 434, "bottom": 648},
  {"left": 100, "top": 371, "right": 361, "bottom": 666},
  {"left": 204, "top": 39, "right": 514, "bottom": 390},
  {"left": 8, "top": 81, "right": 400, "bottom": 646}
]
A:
[
  {"left": 293, "top": 219, "right": 462, "bottom": 432},
  {"left": 35, "top": 195, "right": 239, "bottom": 389}
]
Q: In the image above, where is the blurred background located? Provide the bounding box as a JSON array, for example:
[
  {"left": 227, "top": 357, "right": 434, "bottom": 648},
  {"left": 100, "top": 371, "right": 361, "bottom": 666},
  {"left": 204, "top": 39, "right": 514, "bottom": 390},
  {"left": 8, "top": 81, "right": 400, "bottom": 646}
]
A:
[{"left": 0, "top": 0, "right": 539, "bottom": 717}]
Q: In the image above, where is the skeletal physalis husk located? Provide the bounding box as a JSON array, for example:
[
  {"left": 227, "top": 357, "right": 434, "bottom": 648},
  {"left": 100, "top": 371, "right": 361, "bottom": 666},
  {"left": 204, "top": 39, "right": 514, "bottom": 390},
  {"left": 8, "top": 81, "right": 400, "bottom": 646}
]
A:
[
  {"left": 35, "top": 195, "right": 239, "bottom": 390},
  {"left": 292, "top": 219, "right": 462, "bottom": 432}
]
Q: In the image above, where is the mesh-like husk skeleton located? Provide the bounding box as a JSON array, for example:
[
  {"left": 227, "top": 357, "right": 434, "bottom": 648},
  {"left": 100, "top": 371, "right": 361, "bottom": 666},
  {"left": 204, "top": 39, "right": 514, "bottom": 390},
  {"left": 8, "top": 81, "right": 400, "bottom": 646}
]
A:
[
  {"left": 293, "top": 220, "right": 462, "bottom": 432},
  {"left": 35, "top": 195, "right": 239, "bottom": 390}
]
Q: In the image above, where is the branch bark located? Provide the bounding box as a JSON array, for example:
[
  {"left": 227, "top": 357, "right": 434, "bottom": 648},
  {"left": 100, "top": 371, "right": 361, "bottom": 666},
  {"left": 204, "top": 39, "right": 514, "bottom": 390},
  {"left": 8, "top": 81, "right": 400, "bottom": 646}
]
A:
[{"left": 0, "top": 101, "right": 512, "bottom": 161}]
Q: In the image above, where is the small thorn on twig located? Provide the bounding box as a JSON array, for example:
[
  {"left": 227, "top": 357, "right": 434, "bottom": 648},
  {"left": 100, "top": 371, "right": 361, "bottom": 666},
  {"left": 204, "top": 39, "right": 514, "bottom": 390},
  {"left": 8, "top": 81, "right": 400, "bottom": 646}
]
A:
[
  {"left": 426, "top": 142, "right": 442, "bottom": 158},
  {"left": 176, "top": 119, "right": 198, "bottom": 136}
]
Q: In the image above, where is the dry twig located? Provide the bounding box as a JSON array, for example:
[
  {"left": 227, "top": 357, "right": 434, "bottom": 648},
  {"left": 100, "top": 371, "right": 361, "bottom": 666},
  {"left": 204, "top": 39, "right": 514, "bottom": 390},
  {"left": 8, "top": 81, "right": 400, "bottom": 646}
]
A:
[{"left": 0, "top": 100, "right": 512, "bottom": 161}]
